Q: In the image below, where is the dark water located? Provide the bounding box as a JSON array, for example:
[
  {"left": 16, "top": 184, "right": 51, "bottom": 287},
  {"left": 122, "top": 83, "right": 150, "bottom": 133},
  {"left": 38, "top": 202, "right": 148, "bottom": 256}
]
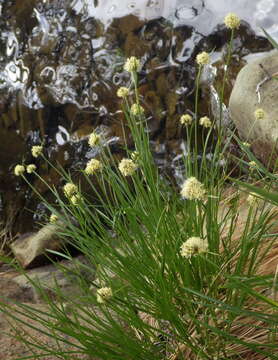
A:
[{"left": 0, "top": 0, "right": 275, "bottom": 238}]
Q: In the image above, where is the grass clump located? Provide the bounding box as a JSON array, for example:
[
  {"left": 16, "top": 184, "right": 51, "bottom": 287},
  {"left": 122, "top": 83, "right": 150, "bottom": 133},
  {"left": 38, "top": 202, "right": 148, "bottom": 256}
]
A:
[{"left": 1, "top": 15, "right": 278, "bottom": 360}]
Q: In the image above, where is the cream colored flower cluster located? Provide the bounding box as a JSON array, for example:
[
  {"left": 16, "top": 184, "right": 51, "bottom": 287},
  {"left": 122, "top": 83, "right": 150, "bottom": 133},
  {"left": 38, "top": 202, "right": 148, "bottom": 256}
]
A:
[
  {"left": 31, "top": 145, "right": 43, "bottom": 158},
  {"left": 63, "top": 182, "right": 78, "bottom": 198},
  {"left": 14, "top": 164, "right": 37, "bottom": 176},
  {"left": 131, "top": 103, "right": 144, "bottom": 116},
  {"left": 49, "top": 214, "right": 58, "bottom": 224},
  {"left": 180, "top": 114, "right": 193, "bottom": 126},
  {"left": 88, "top": 132, "right": 101, "bottom": 147},
  {"left": 199, "top": 116, "right": 212, "bottom": 128},
  {"left": 196, "top": 51, "right": 210, "bottom": 66},
  {"left": 117, "top": 87, "right": 129, "bottom": 98},
  {"left": 180, "top": 237, "right": 208, "bottom": 258},
  {"left": 224, "top": 13, "right": 240, "bottom": 30},
  {"left": 85, "top": 159, "right": 102, "bottom": 175},
  {"left": 254, "top": 108, "right": 265, "bottom": 120},
  {"left": 97, "top": 287, "right": 113, "bottom": 304},
  {"left": 124, "top": 56, "right": 140, "bottom": 73},
  {"left": 118, "top": 158, "right": 138, "bottom": 176},
  {"left": 180, "top": 177, "right": 206, "bottom": 201}
]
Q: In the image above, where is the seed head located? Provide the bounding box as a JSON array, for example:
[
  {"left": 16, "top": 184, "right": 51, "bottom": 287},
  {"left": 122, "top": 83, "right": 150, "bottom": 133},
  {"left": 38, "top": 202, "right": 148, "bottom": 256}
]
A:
[
  {"left": 49, "top": 214, "right": 58, "bottom": 224},
  {"left": 180, "top": 237, "right": 208, "bottom": 258},
  {"left": 85, "top": 159, "right": 102, "bottom": 175},
  {"left": 63, "top": 182, "right": 78, "bottom": 198},
  {"left": 224, "top": 13, "right": 240, "bottom": 29},
  {"left": 97, "top": 287, "right": 113, "bottom": 304},
  {"left": 124, "top": 56, "right": 140, "bottom": 72},
  {"left": 199, "top": 116, "right": 212, "bottom": 128},
  {"left": 131, "top": 104, "right": 144, "bottom": 116},
  {"left": 26, "top": 164, "right": 37, "bottom": 174},
  {"left": 180, "top": 177, "right": 206, "bottom": 201},
  {"left": 254, "top": 108, "right": 265, "bottom": 120},
  {"left": 31, "top": 145, "right": 43, "bottom": 158},
  {"left": 117, "top": 87, "right": 129, "bottom": 98},
  {"left": 196, "top": 52, "right": 210, "bottom": 66},
  {"left": 14, "top": 164, "right": 25, "bottom": 176},
  {"left": 119, "top": 158, "right": 138, "bottom": 176},
  {"left": 88, "top": 132, "right": 101, "bottom": 147},
  {"left": 180, "top": 114, "right": 193, "bottom": 126}
]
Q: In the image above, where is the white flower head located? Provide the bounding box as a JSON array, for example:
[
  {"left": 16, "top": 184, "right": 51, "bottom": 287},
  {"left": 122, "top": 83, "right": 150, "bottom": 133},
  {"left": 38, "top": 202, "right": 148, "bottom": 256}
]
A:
[
  {"left": 248, "top": 161, "right": 257, "bottom": 172},
  {"left": 196, "top": 52, "right": 210, "bottom": 66},
  {"left": 180, "top": 114, "right": 193, "bottom": 126},
  {"left": 88, "top": 132, "right": 101, "bottom": 147},
  {"left": 117, "top": 87, "right": 129, "bottom": 98},
  {"left": 119, "top": 158, "right": 138, "bottom": 176},
  {"left": 70, "top": 194, "right": 82, "bottom": 206},
  {"left": 254, "top": 108, "right": 265, "bottom": 121},
  {"left": 63, "top": 182, "right": 78, "bottom": 198},
  {"left": 124, "top": 56, "right": 140, "bottom": 72},
  {"left": 131, "top": 103, "right": 144, "bottom": 116},
  {"left": 31, "top": 145, "right": 43, "bottom": 158},
  {"left": 49, "top": 214, "right": 58, "bottom": 224},
  {"left": 97, "top": 287, "right": 113, "bottom": 304},
  {"left": 224, "top": 13, "right": 240, "bottom": 29},
  {"left": 85, "top": 159, "right": 102, "bottom": 175},
  {"left": 14, "top": 164, "right": 25, "bottom": 176},
  {"left": 180, "top": 237, "right": 208, "bottom": 258},
  {"left": 180, "top": 177, "right": 206, "bottom": 201},
  {"left": 26, "top": 164, "right": 37, "bottom": 174},
  {"left": 199, "top": 116, "right": 212, "bottom": 128}
]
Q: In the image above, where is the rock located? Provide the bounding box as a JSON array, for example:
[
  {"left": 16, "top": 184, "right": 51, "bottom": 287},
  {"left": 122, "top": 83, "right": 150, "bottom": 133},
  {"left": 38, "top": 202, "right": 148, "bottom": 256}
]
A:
[
  {"left": 11, "top": 255, "right": 94, "bottom": 303},
  {"left": 10, "top": 221, "right": 65, "bottom": 269},
  {"left": 229, "top": 50, "right": 278, "bottom": 167}
]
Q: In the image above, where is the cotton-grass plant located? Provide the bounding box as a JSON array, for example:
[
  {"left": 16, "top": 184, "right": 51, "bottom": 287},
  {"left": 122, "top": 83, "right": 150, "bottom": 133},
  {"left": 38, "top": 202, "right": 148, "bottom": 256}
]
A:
[{"left": 1, "top": 13, "right": 278, "bottom": 360}]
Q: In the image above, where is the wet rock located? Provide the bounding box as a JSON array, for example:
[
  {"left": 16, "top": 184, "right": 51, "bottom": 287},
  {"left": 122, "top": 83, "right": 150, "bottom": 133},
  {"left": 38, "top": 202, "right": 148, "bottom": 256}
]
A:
[
  {"left": 10, "top": 221, "right": 66, "bottom": 269},
  {"left": 229, "top": 50, "right": 278, "bottom": 167}
]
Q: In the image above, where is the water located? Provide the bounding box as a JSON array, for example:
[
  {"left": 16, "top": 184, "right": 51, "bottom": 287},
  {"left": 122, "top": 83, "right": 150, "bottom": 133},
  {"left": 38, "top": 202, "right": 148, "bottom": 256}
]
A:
[{"left": 0, "top": 0, "right": 275, "bottom": 236}]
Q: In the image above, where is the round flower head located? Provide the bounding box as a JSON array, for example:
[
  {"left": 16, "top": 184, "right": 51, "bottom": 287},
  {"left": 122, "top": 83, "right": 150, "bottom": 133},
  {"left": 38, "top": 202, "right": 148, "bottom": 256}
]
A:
[
  {"left": 248, "top": 161, "right": 257, "bottom": 171},
  {"left": 196, "top": 51, "right": 210, "bottom": 66},
  {"left": 131, "top": 104, "right": 144, "bottom": 116},
  {"left": 224, "top": 13, "right": 240, "bottom": 29},
  {"left": 254, "top": 108, "right": 265, "bottom": 120},
  {"left": 97, "top": 287, "right": 113, "bottom": 304},
  {"left": 70, "top": 194, "right": 82, "bottom": 206},
  {"left": 85, "top": 159, "right": 102, "bottom": 175},
  {"left": 119, "top": 158, "right": 138, "bottom": 176},
  {"left": 14, "top": 164, "right": 25, "bottom": 176},
  {"left": 180, "top": 177, "right": 206, "bottom": 201},
  {"left": 117, "top": 87, "right": 129, "bottom": 98},
  {"left": 124, "top": 56, "right": 140, "bottom": 73},
  {"left": 31, "top": 145, "right": 43, "bottom": 158},
  {"left": 180, "top": 237, "right": 208, "bottom": 258},
  {"left": 49, "top": 214, "right": 58, "bottom": 224},
  {"left": 63, "top": 182, "right": 78, "bottom": 198},
  {"left": 26, "top": 164, "right": 37, "bottom": 174},
  {"left": 88, "top": 132, "right": 101, "bottom": 147},
  {"left": 247, "top": 192, "right": 261, "bottom": 207},
  {"left": 180, "top": 114, "right": 193, "bottom": 126},
  {"left": 199, "top": 116, "right": 212, "bottom": 128}
]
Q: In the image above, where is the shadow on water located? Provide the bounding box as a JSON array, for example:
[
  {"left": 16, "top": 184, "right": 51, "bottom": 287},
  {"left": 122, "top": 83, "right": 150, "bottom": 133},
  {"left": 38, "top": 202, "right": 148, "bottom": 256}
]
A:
[{"left": 0, "top": 0, "right": 275, "bottom": 239}]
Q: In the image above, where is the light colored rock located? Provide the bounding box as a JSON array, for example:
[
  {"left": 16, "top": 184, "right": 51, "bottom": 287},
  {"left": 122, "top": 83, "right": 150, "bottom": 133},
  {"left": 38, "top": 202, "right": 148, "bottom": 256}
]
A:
[
  {"left": 229, "top": 50, "right": 278, "bottom": 167},
  {"left": 12, "top": 255, "right": 95, "bottom": 303},
  {"left": 10, "top": 221, "right": 65, "bottom": 269}
]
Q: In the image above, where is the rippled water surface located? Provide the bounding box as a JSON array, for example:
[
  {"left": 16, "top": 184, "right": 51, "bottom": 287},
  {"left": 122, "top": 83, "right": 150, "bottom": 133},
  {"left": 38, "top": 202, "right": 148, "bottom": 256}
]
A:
[{"left": 0, "top": 0, "right": 276, "bottom": 237}]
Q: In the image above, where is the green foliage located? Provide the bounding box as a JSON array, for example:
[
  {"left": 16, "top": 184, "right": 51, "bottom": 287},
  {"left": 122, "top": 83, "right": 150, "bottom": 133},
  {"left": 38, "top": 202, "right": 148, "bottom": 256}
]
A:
[{"left": 1, "top": 27, "right": 278, "bottom": 360}]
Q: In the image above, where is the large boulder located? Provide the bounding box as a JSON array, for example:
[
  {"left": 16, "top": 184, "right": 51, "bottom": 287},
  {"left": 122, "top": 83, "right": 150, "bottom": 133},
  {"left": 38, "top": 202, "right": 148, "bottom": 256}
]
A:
[{"left": 229, "top": 50, "right": 278, "bottom": 167}]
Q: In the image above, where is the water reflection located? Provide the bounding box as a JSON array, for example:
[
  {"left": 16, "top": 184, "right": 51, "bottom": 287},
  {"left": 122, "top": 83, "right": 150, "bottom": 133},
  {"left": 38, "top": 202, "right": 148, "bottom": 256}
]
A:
[{"left": 0, "top": 0, "right": 275, "bottom": 235}]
